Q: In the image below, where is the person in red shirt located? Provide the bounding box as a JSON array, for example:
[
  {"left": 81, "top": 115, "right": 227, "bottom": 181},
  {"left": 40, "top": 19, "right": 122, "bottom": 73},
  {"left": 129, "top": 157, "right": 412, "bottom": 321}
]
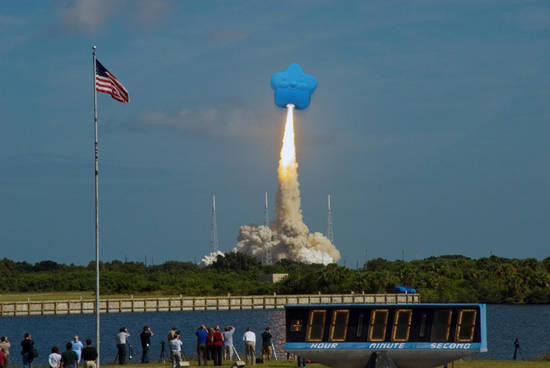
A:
[
  {"left": 206, "top": 328, "right": 215, "bottom": 365},
  {"left": 212, "top": 327, "right": 224, "bottom": 366},
  {"left": 0, "top": 348, "right": 6, "bottom": 368}
]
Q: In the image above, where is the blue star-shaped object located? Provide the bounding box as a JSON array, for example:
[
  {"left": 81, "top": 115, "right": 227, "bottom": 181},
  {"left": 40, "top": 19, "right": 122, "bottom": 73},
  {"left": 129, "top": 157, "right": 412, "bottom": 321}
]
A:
[{"left": 270, "top": 63, "right": 318, "bottom": 110}]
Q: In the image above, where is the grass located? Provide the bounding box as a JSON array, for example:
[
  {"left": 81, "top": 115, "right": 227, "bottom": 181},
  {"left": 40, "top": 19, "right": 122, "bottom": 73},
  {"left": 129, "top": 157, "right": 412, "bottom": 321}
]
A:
[
  {"left": 101, "top": 362, "right": 326, "bottom": 368},
  {"left": 0, "top": 292, "right": 169, "bottom": 302},
  {"left": 94, "top": 360, "right": 550, "bottom": 368},
  {"left": 453, "top": 361, "right": 550, "bottom": 368},
  {"left": 0, "top": 292, "right": 95, "bottom": 302}
]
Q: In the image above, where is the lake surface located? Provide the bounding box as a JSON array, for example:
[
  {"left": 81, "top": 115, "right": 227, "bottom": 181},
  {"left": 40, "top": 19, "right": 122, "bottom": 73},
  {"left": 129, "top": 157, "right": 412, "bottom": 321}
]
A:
[{"left": 0, "top": 305, "right": 548, "bottom": 364}]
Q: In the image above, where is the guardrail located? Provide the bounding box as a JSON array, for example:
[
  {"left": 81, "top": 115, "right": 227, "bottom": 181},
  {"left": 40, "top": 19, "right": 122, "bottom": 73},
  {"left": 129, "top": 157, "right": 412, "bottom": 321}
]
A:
[{"left": 0, "top": 293, "right": 420, "bottom": 317}]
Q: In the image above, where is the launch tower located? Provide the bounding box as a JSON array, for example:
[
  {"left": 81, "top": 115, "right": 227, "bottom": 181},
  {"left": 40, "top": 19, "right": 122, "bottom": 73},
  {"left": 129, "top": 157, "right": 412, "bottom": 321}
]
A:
[
  {"left": 327, "top": 194, "right": 334, "bottom": 244},
  {"left": 211, "top": 195, "right": 219, "bottom": 252},
  {"left": 263, "top": 192, "right": 273, "bottom": 265}
]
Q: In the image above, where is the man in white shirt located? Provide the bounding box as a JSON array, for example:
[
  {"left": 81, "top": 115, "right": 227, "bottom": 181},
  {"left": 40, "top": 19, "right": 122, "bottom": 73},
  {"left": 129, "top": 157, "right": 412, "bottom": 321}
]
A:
[
  {"left": 168, "top": 333, "right": 183, "bottom": 368},
  {"left": 115, "top": 327, "right": 130, "bottom": 365},
  {"left": 242, "top": 327, "right": 256, "bottom": 365}
]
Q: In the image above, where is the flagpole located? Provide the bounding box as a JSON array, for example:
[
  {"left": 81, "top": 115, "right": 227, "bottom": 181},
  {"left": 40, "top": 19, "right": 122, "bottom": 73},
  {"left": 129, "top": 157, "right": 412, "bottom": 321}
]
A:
[{"left": 92, "top": 44, "right": 101, "bottom": 368}]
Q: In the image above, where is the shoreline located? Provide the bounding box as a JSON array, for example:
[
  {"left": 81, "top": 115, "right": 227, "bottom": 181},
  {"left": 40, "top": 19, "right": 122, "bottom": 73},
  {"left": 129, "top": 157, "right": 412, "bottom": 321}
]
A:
[{"left": 0, "top": 293, "right": 420, "bottom": 317}]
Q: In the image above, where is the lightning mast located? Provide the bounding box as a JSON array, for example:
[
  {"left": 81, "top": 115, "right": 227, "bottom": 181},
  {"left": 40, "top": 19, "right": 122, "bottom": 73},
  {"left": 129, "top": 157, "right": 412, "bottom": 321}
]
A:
[
  {"left": 211, "top": 195, "right": 219, "bottom": 253},
  {"left": 327, "top": 194, "right": 334, "bottom": 244},
  {"left": 263, "top": 192, "right": 272, "bottom": 265},
  {"left": 264, "top": 192, "right": 270, "bottom": 228}
]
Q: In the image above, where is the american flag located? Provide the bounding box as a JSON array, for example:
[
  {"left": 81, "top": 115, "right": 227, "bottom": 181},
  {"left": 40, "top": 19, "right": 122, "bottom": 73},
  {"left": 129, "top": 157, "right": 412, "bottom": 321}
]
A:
[{"left": 95, "top": 59, "right": 129, "bottom": 103}]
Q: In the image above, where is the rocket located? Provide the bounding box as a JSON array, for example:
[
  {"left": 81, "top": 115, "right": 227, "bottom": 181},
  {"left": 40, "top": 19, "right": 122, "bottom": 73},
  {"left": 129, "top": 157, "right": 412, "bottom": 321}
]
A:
[{"left": 271, "top": 63, "right": 318, "bottom": 110}]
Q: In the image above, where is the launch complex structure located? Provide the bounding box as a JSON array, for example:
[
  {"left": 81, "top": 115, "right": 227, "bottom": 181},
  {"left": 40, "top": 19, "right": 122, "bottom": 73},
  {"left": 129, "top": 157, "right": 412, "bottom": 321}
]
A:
[{"left": 209, "top": 193, "right": 335, "bottom": 265}]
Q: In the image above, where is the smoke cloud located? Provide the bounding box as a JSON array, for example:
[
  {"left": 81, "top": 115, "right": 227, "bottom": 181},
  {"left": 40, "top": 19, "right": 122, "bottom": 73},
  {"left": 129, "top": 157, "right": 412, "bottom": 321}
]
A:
[{"left": 233, "top": 105, "right": 341, "bottom": 265}]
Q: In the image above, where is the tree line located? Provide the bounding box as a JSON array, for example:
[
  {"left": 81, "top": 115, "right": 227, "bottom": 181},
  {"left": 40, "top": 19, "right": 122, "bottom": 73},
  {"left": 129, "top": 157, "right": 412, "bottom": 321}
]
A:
[{"left": 1, "top": 254, "right": 549, "bottom": 303}]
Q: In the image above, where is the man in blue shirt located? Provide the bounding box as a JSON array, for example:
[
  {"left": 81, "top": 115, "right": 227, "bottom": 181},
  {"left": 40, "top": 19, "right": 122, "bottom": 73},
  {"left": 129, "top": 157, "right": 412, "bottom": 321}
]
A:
[
  {"left": 71, "top": 336, "right": 84, "bottom": 364},
  {"left": 195, "top": 325, "right": 208, "bottom": 366}
]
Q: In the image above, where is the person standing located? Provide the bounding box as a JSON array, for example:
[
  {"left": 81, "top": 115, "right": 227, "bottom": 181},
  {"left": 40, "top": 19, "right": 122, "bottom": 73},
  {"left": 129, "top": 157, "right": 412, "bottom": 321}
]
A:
[
  {"left": 60, "top": 343, "right": 78, "bottom": 368},
  {"left": 140, "top": 326, "right": 154, "bottom": 363},
  {"left": 195, "top": 325, "right": 208, "bottom": 366},
  {"left": 20, "top": 333, "right": 34, "bottom": 368},
  {"left": 222, "top": 326, "right": 235, "bottom": 361},
  {"left": 206, "top": 328, "right": 215, "bottom": 364},
  {"left": 116, "top": 327, "right": 130, "bottom": 365},
  {"left": 80, "top": 339, "right": 97, "bottom": 368},
  {"left": 0, "top": 337, "right": 11, "bottom": 368},
  {"left": 212, "top": 327, "right": 224, "bottom": 366},
  {"left": 0, "top": 348, "right": 6, "bottom": 368},
  {"left": 261, "top": 328, "right": 273, "bottom": 361},
  {"left": 168, "top": 333, "right": 182, "bottom": 368},
  {"left": 167, "top": 327, "right": 177, "bottom": 343},
  {"left": 70, "top": 336, "right": 83, "bottom": 364},
  {"left": 48, "top": 347, "right": 62, "bottom": 368},
  {"left": 242, "top": 327, "right": 256, "bottom": 366},
  {"left": 513, "top": 338, "right": 520, "bottom": 360}
]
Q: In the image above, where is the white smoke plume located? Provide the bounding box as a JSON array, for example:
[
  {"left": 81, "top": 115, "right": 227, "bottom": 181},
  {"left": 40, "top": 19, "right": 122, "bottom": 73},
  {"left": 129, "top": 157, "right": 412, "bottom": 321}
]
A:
[
  {"left": 200, "top": 250, "right": 225, "bottom": 267},
  {"left": 233, "top": 105, "right": 341, "bottom": 265}
]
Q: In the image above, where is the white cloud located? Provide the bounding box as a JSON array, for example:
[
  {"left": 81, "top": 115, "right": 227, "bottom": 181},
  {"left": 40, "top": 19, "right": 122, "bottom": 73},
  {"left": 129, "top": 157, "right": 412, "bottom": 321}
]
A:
[
  {"left": 139, "top": 105, "right": 280, "bottom": 142},
  {"left": 132, "top": 0, "right": 171, "bottom": 27},
  {"left": 59, "top": 0, "right": 171, "bottom": 33},
  {"left": 61, "top": 0, "right": 117, "bottom": 33}
]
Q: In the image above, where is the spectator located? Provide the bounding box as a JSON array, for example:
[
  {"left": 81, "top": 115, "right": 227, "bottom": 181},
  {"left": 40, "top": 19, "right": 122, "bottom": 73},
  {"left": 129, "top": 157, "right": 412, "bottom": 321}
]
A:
[
  {"left": 115, "top": 327, "right": 130, "bottom": 365},
  {"left": 261, "top": 328, "right": 273, "bottom": 361},
  {"left": 167, "top": 327, "right": 177, "bottom": 343},
  {"left": 168, "top": 333, "right": 182, "bottom": 368},
  {"left": 0, "top": 348, "right": 6, "bottom": 368},
  {"left": 60, "top": 343, "right": 78, "bottom": 368},
  {"left": 20, "top": 333, "right": 34, "bottom": 368},
  {"left": 212, "top": 326, "right": 224, "bottom": 366},
  {"left": 206, "top": 328, "right": 215, "bottom": 364},
  {"left": 242, "top": 327, "right": 256, "bottom": 366},
  {"left": 70, "top": 336, "right": 83, "bottom": 363},
  {"left": 195, "top": 325, "right": 208, "bottom": 366},
  {"left": 48, "top": 347, "right": 61, "bottom": 368},
  {"left": 0, "top": 337, "right": 10, "bottom": 368},
  {"left": 81, "top": 339, "right": 97, "bottom": 368},
  {"left": 140, "top": 326, "right": 154, "bottom": 363},
  {"left": 223, "top": 326, "right": 235, "bottom": 360},
  {"left": 297, "top": 356, "right": 308, "bottom": 367}
]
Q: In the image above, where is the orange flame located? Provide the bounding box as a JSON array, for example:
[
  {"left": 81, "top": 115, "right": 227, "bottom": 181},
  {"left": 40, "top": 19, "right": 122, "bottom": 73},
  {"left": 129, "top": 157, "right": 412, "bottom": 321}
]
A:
[{"left": 278, "top": 104, "right": 296, "bottom": 180}]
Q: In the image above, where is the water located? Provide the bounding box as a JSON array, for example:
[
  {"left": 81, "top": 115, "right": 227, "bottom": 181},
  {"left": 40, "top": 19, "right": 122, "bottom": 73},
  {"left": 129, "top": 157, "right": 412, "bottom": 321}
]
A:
[
  {"left": 484, "top": 305, "right": 550, "bottom": 360},
  {"left": 0, "top": 309, "right": 286, "bottom": 365},
  {"left": 0, "top": 305, "right": 548, "bottom": 365}
]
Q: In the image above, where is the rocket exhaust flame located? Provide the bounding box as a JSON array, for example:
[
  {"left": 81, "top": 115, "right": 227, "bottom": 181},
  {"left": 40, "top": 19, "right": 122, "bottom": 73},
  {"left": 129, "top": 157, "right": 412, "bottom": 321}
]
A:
[
  {"left": 232, "top": 104, "right": 341, "bottom": 265},
  {"left": 279, "top": 104, "right": 296, "bottom": 173}
]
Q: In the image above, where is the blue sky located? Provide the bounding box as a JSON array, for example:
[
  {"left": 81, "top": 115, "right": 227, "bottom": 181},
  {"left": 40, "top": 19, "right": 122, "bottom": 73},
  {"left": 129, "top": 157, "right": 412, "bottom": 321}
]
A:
[{"left": 1, "top": 0, "right": 549, "bottom": 265}]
